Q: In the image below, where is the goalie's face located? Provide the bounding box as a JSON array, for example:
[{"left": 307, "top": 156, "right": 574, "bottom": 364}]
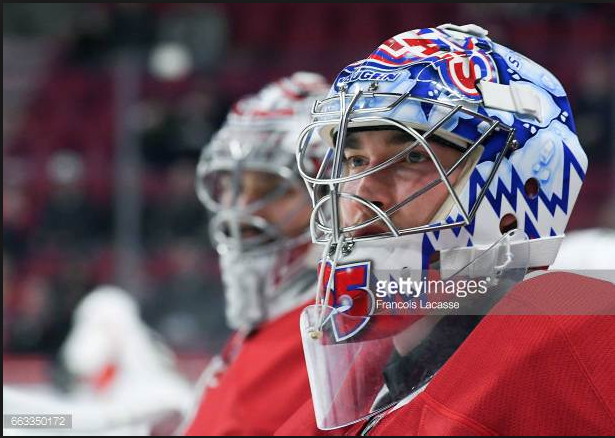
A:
[
  {"left": 218, "top": 170, "right": 311, "bottom": 240},
  {"left": 339, "top": 129, "right": 465, "bottom": 236}
]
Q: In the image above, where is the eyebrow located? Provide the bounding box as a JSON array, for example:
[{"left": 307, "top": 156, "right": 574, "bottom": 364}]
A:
[
  {"left": 341, "top": 128, "right": 466, "bottom": 152},
  {"left": 342, "top": 129, "right": 414, "bottom": 151},
  {"left": 342, "top": 133, "right": 360, "bottom": 150}
]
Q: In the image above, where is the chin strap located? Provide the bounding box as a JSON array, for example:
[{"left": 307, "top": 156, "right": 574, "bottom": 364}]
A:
[{"left": 440, "top": 234, "right": 565, "bottom": 279}]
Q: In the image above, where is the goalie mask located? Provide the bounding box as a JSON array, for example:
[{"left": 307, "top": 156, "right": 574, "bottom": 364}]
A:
[
  {"left": 296, "top": 24, "right": 588, "bottom": 429},
  {"left": 197, "top": 72, "right": 329, "bottom": 331}
]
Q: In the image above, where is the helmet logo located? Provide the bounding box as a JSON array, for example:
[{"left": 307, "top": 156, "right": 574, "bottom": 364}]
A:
[
  {"left": 441, "top": 51, "right": 497, "bottom": 98},
  {"left": 317, "top": 261, "right": 375, "bottom": 341},
  {"left": 337, "top": 70, "right": 401, "bottom": 87},
  {"left": 338, "top": 28, "right": 499, "bottom": 100}
]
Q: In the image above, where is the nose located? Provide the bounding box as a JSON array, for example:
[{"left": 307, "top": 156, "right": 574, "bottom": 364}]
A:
[
  {"left": 341, "top": 168, "right": 396, "bottom": 228},
  {"left": 236, "top": 187, "right": 276, "bottom": 229},
  {"left": 351, "top": 169, "right": 395, "bottom": 211},
  {"left": 235, "top": 177, "right": 265, "bottom": 209},
  {"left": 236, "top": 190, "right": 255, "bottom": 209}
]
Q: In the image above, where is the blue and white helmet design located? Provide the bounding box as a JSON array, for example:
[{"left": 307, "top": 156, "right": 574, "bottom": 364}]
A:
[{"left": 297, "top": 23, "right": 588, "bottom": 272}]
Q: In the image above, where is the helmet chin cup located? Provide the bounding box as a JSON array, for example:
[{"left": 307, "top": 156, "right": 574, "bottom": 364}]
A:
[{"left": 301, "top": 229, "right": 530, "bottom": 430}]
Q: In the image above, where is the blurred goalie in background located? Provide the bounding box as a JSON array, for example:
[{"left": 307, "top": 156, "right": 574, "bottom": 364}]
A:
[{"left": 181, "top": 72, "right": 330, "bottom": 435}]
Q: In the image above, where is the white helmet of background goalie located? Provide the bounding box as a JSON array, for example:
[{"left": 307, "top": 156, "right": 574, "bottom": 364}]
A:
[{"left": 197, "top": 72, "right": 329, "bottom": 332}]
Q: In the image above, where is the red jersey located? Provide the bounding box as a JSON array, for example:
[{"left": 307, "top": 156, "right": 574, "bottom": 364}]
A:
[
  {"left": 277, "top": 272, "right": 615, "bottom": 436},
  {"left": 185, "top": 304, "right": 312, "bottom": 436}
]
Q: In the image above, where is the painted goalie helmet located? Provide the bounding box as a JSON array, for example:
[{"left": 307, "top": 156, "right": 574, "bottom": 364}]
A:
[
  {"left": 296, "top": 24, "right": 588, "bottom": 429},
  {"left": 197, "top": 72, "right": 329, "bottom": 331}
]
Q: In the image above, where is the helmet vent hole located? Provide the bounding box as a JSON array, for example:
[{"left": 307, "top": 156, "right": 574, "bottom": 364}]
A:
[
  {"left": 499, "top": 214, "right": 518, "bottom": 235},
  {"left": 428, "top": 251, "right": 440, "bottom": 268},
  {"left": 524, "top": 178, "right": 540, "bottom": 199}
]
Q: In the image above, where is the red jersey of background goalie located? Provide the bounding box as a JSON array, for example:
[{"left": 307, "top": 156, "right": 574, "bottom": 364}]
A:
[
  {"left": 185, "top": 303, "right": 312, "bottom": 436},
  {"left": 276, "top": 272, "right": 615, "bottom": 436}
]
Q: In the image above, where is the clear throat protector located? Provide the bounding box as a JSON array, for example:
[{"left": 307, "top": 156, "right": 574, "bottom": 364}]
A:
[{"left": 301, "top": 230, "right": 530, "bottom": 429}]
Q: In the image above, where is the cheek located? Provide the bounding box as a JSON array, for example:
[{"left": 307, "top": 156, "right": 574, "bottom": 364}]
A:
[
  {"left": 392, "top": 167, "right": 437, "bottom": 201},
  {"left": 448, "top": 165, "right": 464, "bottom": 187},
  {"left": 267, "top": 193, "right": 310, "bottom": 234},
  {"left": 391, "top": 166, "right": 460, "bottom": 226},
  {"left": 414, "top": 167, "right": 465, "bottom": 219},
  {"left": 393, "top": 185, "right": 449, "bottom": 227},
  {"left": 340, "top": 179, "right": 358, "bottom": 194},
  {"left": 339, "top": 180, "right": 360, "bottom": 212}
]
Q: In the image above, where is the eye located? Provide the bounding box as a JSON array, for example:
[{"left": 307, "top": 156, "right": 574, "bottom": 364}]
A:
[
  {"left": 343, "top": 155, "right": 369, "bottom": 169},
  {"left": 405, "top": 150, "right": 427, "bottom": 164}
]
